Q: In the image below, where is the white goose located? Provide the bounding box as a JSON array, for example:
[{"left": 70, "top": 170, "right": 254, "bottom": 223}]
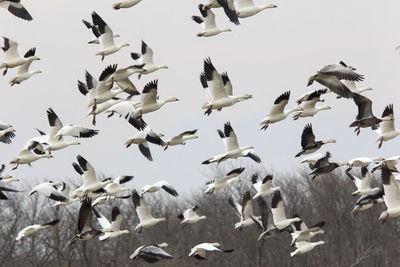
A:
[
  {"left": 252, "top": 174, "right": 280, "bottom": 199},
  {"left": 192, "top": 4, "right": 232, "bottom": 37},
  {"left": 113, "top": 0, "right": 143, "bottom": 9},
  {"left": 351, "top": 189, "right": 384, "bottom": 215},
  {"left": 346, "top": 167, "right": 380, "bottom": 196},
  {"left": 16, "top": 219, "right": 59, "bottom": 242},
  {"left": 29, "top": 181, "right": 68, "bottom": 202},
  {"left": 131, "top": 189, "right": 166, "bottom": 233},
  {"left": 228, "top": 191, "right": 260, "bottom": 230},
  {"left": 10, "top": 140, "right": 52, "bottom": 170},
  {"left": 204, "top": 167, "right": 245, "bottom": 194},
  {"left": 93, "top": 207, "right": 129, "bottom": 240},
  {"left": 260, "top": 91, "right": 302, "bottom": 130},
  {"left": 374, "top": 104, "right": 400, "bottom": 149},
  {"left": 200, "top": 58, "right": 253, "bottom": 116},
  {"left": 188, "top": 243, "right": 233, "bottom": 260},
  {"left": 290, "top": 241, "right": 325, "bottom": 257},
  {"left": 9, "top": 47, "right": 41, "bottom": 86},
  {"left": 0, "top": 0, "right": 32, "bottom": 20},
  {"left": 178, "top": 206, "right": 207, "bottom": 224},
  {"left": 0, "top": 121, "right": 15, "bottom": 144},
  {"left": 296, "top": 88, "right": 329, "bottom": 105},
  {"left": 339, "top": 156, "right": 384, "bottom": 171},
  {"left": 124, "top": 127, "right": 165, "bottom": 161},
  {"left": 0, "top": 173, "right": 19, "bottom": 184},
  {"left": 0, "top": 37, "right": 40, "bottom": 75},
  {"left": 130, "top": 243, "right": 174, "bottom": 263},
  {"left": 129, "top": 80, "right": 179, "bottom": 119},
  {"left": 202, "top": 122, "right": 261, "bottom": 164},
  {"left": 104, "top": 175, "right": 134, "bottom": 196},
  {"left": 293, "top": 89, "right": 331, "bottom": 120},
  {"left": 91, "top": 12, "right": 129, "bottom": 60},
  {"left": 379, "top": 164, "right": 400, "bottom": 223},
  {"left": 164, "top": 129, "right": 198, "bottom": 150},
  {"left": 70, "top": 155, "right": 113, "bottom": 199},
  {"left": 289, "top": 217, "right": 326, "bottom": 246},
  {"left": 82, "top": 19, "right": 120, "bottom": 45},
  {"left": 141, "top": 181, "right": 179, "bottom": 197},
  {"left": 130, "top": 41, "right": 168, "bottom": 79},
  {"left": 234, "top": 0, "right": 277, "bottom": 18},
  {"left": 271, "top": 191, "right": 300, "bottom": 229}
]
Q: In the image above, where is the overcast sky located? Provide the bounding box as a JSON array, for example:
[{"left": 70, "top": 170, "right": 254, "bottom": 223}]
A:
[{"left": 1, "top": 0, "right": 400, "bottom": 194}]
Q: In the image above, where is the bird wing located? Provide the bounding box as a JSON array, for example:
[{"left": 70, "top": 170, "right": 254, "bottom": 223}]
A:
[
  {"left": 141, "top": 246, "right": 174, "bottom": 259},
  {"left": 241, "top": 191, "right": 253, "bottom": 219},
  {"left": 319, "top": 64, "right": 364, "bottom": 81},
  {"left": 1, "top": 1, "right": 32, "bottom": 21},
  {"left": 260, "top": 175, "right": 273, "bottom": 192},
  {"left": 271, "top": 191, "right": 287, "bottom": 223},
  {"left": 17, "top": 47, "right": 35, "bottom": 74},
  {"left": 91, "top": 12, "right": 115, "bottom": 49},
  {"left": 141, "top": 41, "right": 154, "bottom": 65},
  {"left": 2, "top": 37, "right": 20, "bottom": 61},
  {"left": 77, "top": 155, "right": 97, "bottom": 187},
  {"left": 92, "top": 208, "right": 111, "bottom": 230},
  {"left": 227, "top": 196, "right": 242, "bottom": 217},
  {"left": 217, "top": 0, "right": 240, "bottom": 25},
  {"left": 301, "top": 123, "right": 316, "bottom": 149},
  {"left": 270, "top": 91, "right": 290, "bottom": 115},
  {"left": 78, "top": 197, "right": 93, "bottom": 233},
  {"left": 140, "top": 80, "right": 158, "bottom": 106},
  {"left": 110, "top": 207, "right": 123, "bottom": 231},
  {"left": 46, "top": 108, "right": 63, "bottom": 141},
  {"left": 132, "top": 190, "right": 154, "bottom": 222},
  {"left": 203, "top": 58, "right": 228, "bottom": 100},
  {"left": 352, "top": 93, "right": 374, "bottom": 120},
  {"left": 161, "top": 183, "right": 179, "bottom": 197},
  {"left": 138, "top": 142, "right": 153, "bottom": 161},
  {"left": 381, "top": 165, "right": 400, "bottom": 210},
  {"left": 224, "top": 122, "right": 239, "bottom": 152},
  {"left": 221, "top": 72, "right": 233, "bottom": 96}
]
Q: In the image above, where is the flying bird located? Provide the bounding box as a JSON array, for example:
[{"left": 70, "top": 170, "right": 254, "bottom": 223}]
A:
[
  {"left": 295, "top": 123, "right": 336, "bottom": 157},
  {"left": 164, "top": 129, "right": 198, "bottom": 150},
  {"left": 192, "top": 4, "right": 232, "bottom": 37},
  {"left": 204, "top": 168, "right": 245, "bottom": 194},
  {"left": 349, "top": 93, "right": 382, "bottom": 135},
  {"left": 9, "top": 47, "right": 41, "bottom": 86},
  {"left": 374, "top": 104, "right": 400, "bottom": 148},
  {"left": 16, "top": 219, "right": 59, "bottom": 242},
  {"left": 131, "top": 41, "right": 168, "bottom": 79}
]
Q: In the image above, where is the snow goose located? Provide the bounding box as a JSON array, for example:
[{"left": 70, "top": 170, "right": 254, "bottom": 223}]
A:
[
  {"left": 200, "top": 59, "right": 253, "bottom": 115},
  {"left": 130, "top": 41, "right": 168, "bottom": 78},
  {"left": 29, "top": 181, "right": 68, "bottom": 202},
  {"left": 93, "top": 206, "right": 129, "bottom": 240},
  {"left": 339, "top": 156, "right": 384, "bottom": 171},
  {"left": 349, "top": 93, "right": 382, "bottom": 135},
  {"left": 0, "top": 121, "right": 15, "bottom": 144},
  {"left": 0, "top": 0, "right": 32, "bottom": 21},
  {"left": 0, "top": 174, "right": 19, "bottom": 184},
  {"left": 202, "top": 122, "right": 261, "bottom": 164},
  {"left": 92, "top": 195, "right": 131, "bottom": 207},
  {"left": 82, "top": 19, "right": 120, "bottom": 45},
  {"left": 253, "top": 196, "right": 284, "bottom": 241},
  {"left": 351, "top": 189, "right": 384, "bottom": 215},
  {"left": 234, "top": 0, "right": 277, "bottom": 18},
  {"left": 374, "top": 104, "right": 400, "bottom": 148},
  {"left": 52, "top": 182, "right": 80, "bottom": 209},
  {"left": 178, "top": 206, "right": 207, "bottom": 224},
  {"left": 70, "top": 155, "right": 113, "bottom": 199},
  {"left": 124, "top": 126, "right": 165, "bottom": 161},
  {"left": 252, "top": 174, "right": 280, "bottom": 199},
  {"left": 104, "top": 175, "right": 134, "bottom": 196},
  {"left": 192, "top": 4, "right": 232, "bottom": 37},
  {"left": 295, "top": 123, "right": 336, "bottom": 157},
  {"left": 164, "top": 129, "right": 198, "bottom": 150},
  {"left": 10, "top": 140, "right": 52, "bottom": 170},
  {"left": 131, "top": 80, "right": 179, "bottom": 119},
  {"left": 0, "top": 185, "right": 21, "bottom": 200},
  {"left": 130, "top": 243, "right": 173, "bottom": 263},
  {"left": 113, "top": 0, "right": 143, "bottom": 9},
  {"left": 91, "top": 12, "right": 129, "bottom": 60},
  {"left": 260, "top": 91, "right": 302, "bottom": 130},
  {"left": 290, "top": 240, "right": 325, "bottom": 257},
  {"left": 289, "top": 217, "right": 325, "bottom": 246},
  {"left": 42, "top": 108, "right": 98, "bottom": 154},
  {"left": 106, "top": 64, "right": 144, "bottom": 96},
  {"left": 271, "top": 191, "right": 300, "bottom": 229},
  {"left": 142, "top": 181, "right": 179, "bottom": 197},
  {"left": 16, "top": 219, "right": 59, "bottom": 242},
  {"left": 296, "top": 88, "right": 329, "bottom": 105},
  {"left": 103, "top": 99, "right": 148, "bottom": 130},
  {"left": 131, "top": 189, "right": 166, "bottom": 232},
  {"left": 70, "top": 197, "right": 102, "bottom": 244},
  {"left": 308, "top": 62, "right": 364, "bottom": 98},
  {"left": 9, "top": 48, "right": 41, "bottom": 86},
  {"left": 228, "top": 191, "right": 260, "bottom": 230},
  {"left": 372, "top": 156, "right": 400, "bottom": 174},
  {"left": 188, "top": 243, "right": 233, "bottom": 260},
  {"left": 0, "top": 37, "right": 40, "bottom": 75},
  {"left": 309, "top": 152, "right": 340, "bottom": 180},
  {"left": 378, "top": 165, "right": 400, "bottom": 223},
  {"left": 293, "top": 89, "right": 331, "bottom": 120},
  {"left": 346, "top": 167, "right": 379, "bottom": 196},
  {"left": 204, "top": 167, "right": 245, "bottom": 194}
]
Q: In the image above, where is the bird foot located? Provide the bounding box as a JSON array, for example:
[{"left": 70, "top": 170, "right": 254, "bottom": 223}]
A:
[
  {"left": 204, "top": 108, "right": 212, "bottom": 116},
  {"left": 107, "top": 112, "right": 114, "bottom": 118},
  {"left": 3, "top": 68, "right": 8, "bottom": 76},
  {"left": 378, "top": 139, "right": 383, "bottom": 149}
]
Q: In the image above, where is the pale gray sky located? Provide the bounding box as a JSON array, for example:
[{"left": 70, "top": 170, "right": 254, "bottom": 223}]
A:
[{"left": 1, "top": 0, "right": 400, "bottom": 193}]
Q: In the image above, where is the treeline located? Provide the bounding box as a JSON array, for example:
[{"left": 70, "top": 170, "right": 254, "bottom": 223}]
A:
[{"left": 1, "top": 166, "right": 399, "bottom": 267}]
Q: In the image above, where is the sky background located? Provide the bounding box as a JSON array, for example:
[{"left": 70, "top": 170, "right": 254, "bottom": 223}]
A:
[{"left": 1, "top": 0, "right": 400, "bottom": 195}]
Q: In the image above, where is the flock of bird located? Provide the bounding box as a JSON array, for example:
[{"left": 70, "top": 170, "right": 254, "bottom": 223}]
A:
[{"left": 1, "top": 0, "right": 400, "bottom": 264}]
